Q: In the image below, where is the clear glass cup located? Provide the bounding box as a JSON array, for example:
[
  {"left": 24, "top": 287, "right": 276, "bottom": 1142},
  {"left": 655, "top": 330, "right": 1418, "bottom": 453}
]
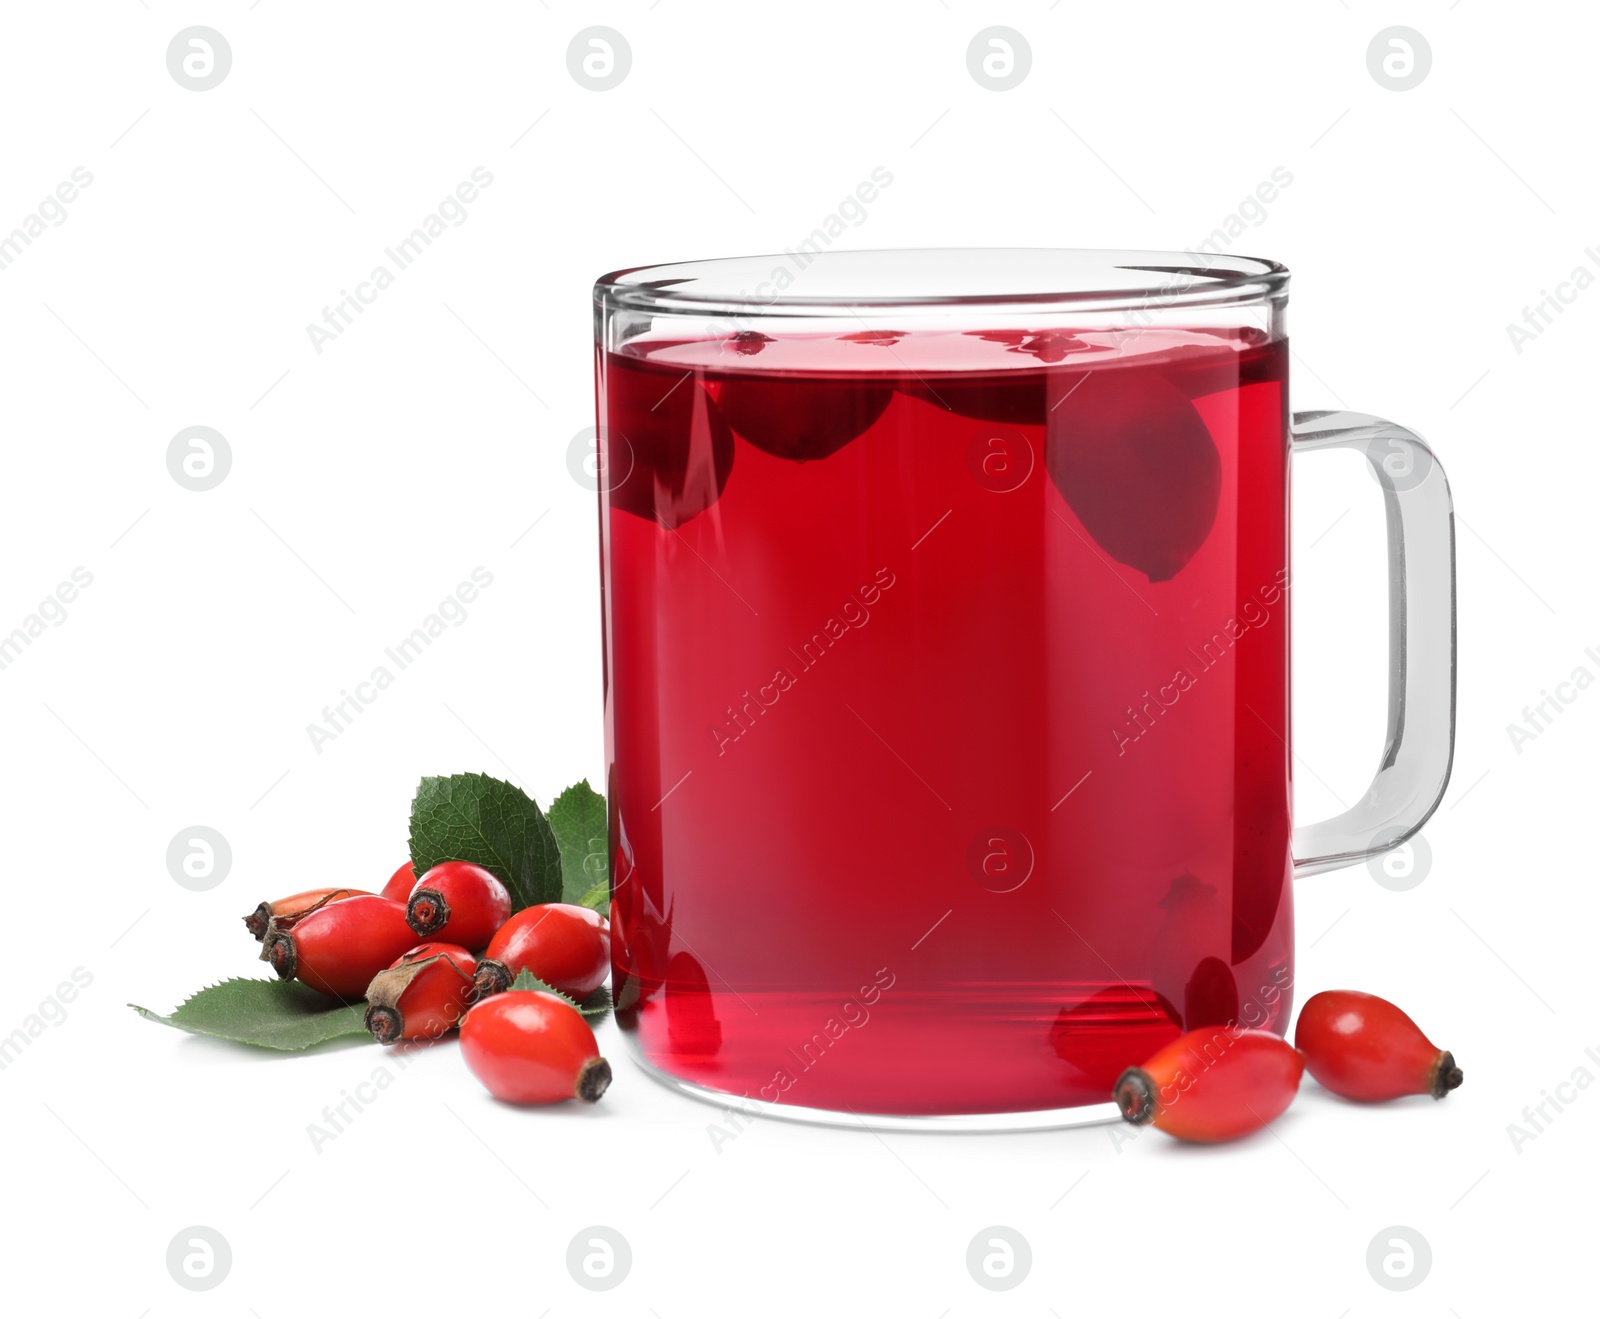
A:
[{"left": 591, "top": 249, "right": 1455, "bottom": 1130}]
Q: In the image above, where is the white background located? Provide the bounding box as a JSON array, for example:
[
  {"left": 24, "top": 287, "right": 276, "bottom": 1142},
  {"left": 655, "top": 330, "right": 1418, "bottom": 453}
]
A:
[{"left": 2, "top": 3, "right": 1593, "bottom": 1314}]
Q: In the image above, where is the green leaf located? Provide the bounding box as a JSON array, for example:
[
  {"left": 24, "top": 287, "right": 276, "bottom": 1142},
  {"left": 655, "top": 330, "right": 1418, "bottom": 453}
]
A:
[
  {"left": 508, "top": 969, "right": 613, "bottom": 1019},
  {"left": 130, "top": 979, "right": 370, "bottom": 1051},
  {"left": 408, "top": 772, "right": 562, "bottom": 911},
  {"left": 548, "top": 779, "right": 610, "bottom": 912},
  {"left": 579, "top": 985, "right": 614, "bottom": 1019}
]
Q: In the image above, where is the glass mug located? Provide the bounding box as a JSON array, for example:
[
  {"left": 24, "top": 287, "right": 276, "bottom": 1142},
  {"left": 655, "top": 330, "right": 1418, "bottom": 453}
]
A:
[{"left": 591, "top": 249, "right": 1455, "bottom": 1129}]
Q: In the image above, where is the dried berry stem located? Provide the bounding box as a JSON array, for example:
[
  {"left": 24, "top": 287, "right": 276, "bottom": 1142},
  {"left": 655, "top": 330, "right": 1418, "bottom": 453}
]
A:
[
  {"left": 365, "top": 1005, "right": 402, "bottom": 1044},
  {"left": 266, "top": 932, "right": 297, "bottom": 981},
  {"left": 407, "top": 889, "right": 450, "bottom": 936},
  {"left": 1113, "top": 1066, "right": 1156, "bottom": 1125},
  {"left": 1430, "top": 1050, "right": 1464, "bottom": 1099},
  {"left": 472, "top": 960, "right": 513, "bottom": 1000},
  {"left": 576, "top": 1057, "right": 613, "bottom": 1103}
]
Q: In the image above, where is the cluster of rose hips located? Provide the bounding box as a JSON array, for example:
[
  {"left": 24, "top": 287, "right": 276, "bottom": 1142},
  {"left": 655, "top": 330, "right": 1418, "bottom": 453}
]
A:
[
  {"left": 245, "top": 861, "right": 613, "bottom": 1105},
  {"left": 1115, "top": 990, "right": 1463, "bottom": 1143}
]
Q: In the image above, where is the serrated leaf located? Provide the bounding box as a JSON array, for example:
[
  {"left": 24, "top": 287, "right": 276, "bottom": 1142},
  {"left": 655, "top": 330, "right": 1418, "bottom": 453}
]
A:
[
  {"left": 579, "top": 985, "right": 613, "bottom": 1019},
  {"left": 408, "top": 772, "right": 562, "bottom": 911},
  {"left": 548, "top": 779, "right": 610, "bottom": 912},
  {"left": 130, "top": 979, "right": 370, "bottom": 1051},
  {"left": 508, "top": 969, "right": 612, "bottom": 1019}
]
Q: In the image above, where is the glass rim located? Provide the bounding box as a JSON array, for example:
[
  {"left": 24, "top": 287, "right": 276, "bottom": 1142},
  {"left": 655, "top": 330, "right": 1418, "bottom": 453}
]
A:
[{"left": 595, "top": 247, "right": 1289, "bottom": 318}]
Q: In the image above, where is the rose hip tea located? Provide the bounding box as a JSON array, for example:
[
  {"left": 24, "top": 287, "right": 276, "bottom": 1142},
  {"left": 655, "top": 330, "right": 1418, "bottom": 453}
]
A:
[{"left": 592, "top": 251, "right": 1456, "bottom": 1125}]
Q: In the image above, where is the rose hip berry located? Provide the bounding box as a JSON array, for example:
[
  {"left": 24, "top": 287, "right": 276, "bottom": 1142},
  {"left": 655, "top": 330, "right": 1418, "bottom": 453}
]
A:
[
  {"left": 243, "top": 887, "right": 367, "bottom": 942},
  {"left": 474, "top": 903, "right": 610, "bottom": 1001},
  {"left": 1115, "top": 1027, "right": 1305, "bottom": 1143},
  {"left": 1295, "top": 989, "right": 1463, "bottom": 1102},
  {"left": 380, "top": 861, "right": 416, "bottom": 904},
  {"left": 1047, "top": 369, "right": 1221, "bottom": 583},
  {"left": 266, "top": 894, "right": 418, "bottom": 1000},
  {"left": 406, "top": 862, "right": 513, "bottom": 950},
  {"left": 717, "top": 374, "right": 894, "bottom": 462},
  {"left": 460, "top": 990, "right": 612, "bottom": 1105},
  {"left": 364, "top": 943, "right": 478, "bottom": 1044}
]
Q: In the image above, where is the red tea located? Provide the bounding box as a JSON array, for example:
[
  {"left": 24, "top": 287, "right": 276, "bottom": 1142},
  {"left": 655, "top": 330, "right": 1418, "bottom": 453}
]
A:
[{"left": 597, "top": 324, "right": 1294, "bottom": 1115}]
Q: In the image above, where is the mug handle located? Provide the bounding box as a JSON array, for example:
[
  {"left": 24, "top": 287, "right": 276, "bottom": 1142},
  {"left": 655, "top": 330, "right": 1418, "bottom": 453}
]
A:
[{"left": 1289, "top": 410, "right": 1457, "bottom": 877}]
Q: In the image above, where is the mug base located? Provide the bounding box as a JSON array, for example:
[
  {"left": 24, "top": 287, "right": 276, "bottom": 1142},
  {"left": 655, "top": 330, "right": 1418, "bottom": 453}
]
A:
[{"left": 625, "top": 1044, "right": 1123, "bottom": 1133}]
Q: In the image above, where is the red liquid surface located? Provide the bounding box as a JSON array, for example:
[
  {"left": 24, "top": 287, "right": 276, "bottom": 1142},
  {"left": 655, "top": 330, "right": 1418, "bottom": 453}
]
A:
[{"left": 597, "top": 325, "right": 1294, "bottom": 1115}]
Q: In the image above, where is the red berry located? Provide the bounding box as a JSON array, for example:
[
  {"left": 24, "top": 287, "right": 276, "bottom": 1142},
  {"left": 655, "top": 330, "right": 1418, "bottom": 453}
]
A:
[
  {"left": 364, "top": 943, "right": 478, "bottom": 1044},
  {"left": 265, "top": 895, "right": 417, "bottom": 1000},
  {"left": 717, "top": 374, "right": 893, "bottom": 461},
  {"left": 727, "top": 330, "right": 772, "bottom": 355},
  {"left": 460, "top": 991, "right": 612, "bottom": 1104},
  {"left": 1115, "top": 1027, "right": 1304, "bottom": 1143},
  {"left": 474, "top": 903, "right": 610, "bottom": 1000},
  {"left": 242, "top": 887, "right": 367, "bottom": 942},
  {"left": 406, "top": 862, "right": 512, "bottom": 950},
  {"left": 602, "top": 353, "right": 734, "bottom": 529},
  {"left": 1294, "top": 990, "right": 1463, "bottom": 1102},
  {"left": 380, "top": 861, "right": 416, "bottom": 904},
  {"left": 1047, "top": 369, "right": 1221, "bottom": 582}
]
